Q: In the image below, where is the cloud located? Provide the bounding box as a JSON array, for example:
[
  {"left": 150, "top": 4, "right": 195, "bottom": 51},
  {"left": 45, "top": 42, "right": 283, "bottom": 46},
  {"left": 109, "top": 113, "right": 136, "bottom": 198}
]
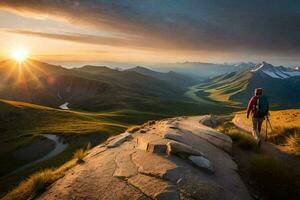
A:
[
  {"left": 1, "top": 0, "right": 300, "bottom": 55},
  {"left": 2, "top": 29, "right": 138, "bottom": 48}
]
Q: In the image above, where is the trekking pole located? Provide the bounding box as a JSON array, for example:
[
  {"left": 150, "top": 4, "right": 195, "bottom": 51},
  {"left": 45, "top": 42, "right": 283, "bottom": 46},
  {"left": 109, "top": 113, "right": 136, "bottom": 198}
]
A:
[
  {"left": 265, "top": 117, "right": 268, "bottom": 141},
  {"left": 267, "top": 117, "right": 274, "bottom": 143},
  {"left": 267, "top": 117, "right": 273, "bottom": 132}
]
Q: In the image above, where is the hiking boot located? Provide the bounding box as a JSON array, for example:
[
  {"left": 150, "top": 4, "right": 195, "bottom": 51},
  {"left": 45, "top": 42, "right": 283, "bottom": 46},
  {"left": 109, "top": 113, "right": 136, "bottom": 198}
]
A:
[{"left": 257, "top": 139, "right": 261, "bottom": 148}]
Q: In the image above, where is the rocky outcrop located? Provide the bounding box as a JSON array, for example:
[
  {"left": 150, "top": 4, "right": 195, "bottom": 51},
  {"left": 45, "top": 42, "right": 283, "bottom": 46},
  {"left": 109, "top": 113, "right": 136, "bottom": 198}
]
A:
[
  {"left": 37, "top": 116, "right": 250, "bottom": 200},
  {"left": 107, "top": 132, "right": 133, "bottom": 148}
]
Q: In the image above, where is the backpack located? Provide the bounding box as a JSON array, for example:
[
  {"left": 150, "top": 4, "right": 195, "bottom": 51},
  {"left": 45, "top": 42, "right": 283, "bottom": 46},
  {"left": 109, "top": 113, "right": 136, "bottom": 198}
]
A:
[{"left": 256, "top": 95, "right": 269, "bottom": 117}]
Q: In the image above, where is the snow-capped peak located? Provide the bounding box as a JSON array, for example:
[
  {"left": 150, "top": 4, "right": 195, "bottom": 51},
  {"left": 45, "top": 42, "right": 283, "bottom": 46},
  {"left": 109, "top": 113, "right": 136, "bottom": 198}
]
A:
[
  {"left": 250, "top": 62, "right": 273, "bottom": 72},
  {"left": 250, "top": 62, "right": 300, "bottom": 79}
]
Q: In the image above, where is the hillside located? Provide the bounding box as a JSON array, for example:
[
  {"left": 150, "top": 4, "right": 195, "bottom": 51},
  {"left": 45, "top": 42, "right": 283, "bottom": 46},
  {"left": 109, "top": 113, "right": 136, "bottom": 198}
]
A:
[
  {"left": 234, "top": 109, "right": 300, "bottom": 131},
  {"left": 150, "top": 62, "right": 254, "bottom": 77},
  {"left": 233, "top": 109, "right": 300, "bottom": 155},
  {"left": 0, "top": 60, "right": 180, "bottom": 108},
  {"left": 0, "top": 59, "right": 237, "bottom": 114},
  {"left": 190, "top": 62, "right": 300, "bottom": 108},
  {"left": 0, "top": 99, "right": 164, "bottom": 195},
  {"left": 125, "top": 66, "right": 199, "bottom": 87}
]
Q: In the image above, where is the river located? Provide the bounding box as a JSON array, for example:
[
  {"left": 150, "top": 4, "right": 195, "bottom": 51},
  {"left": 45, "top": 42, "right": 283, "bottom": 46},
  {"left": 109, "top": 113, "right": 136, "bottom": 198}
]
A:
[{"left": 0, "top": 134, "right": 68, "bottom": 180}]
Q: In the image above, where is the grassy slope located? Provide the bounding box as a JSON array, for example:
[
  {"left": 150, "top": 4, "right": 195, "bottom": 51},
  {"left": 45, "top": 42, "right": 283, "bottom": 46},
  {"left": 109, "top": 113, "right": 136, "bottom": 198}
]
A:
[
  {"left": 235, "top": 109, "right": 300, "bottom": 130},
  {"left": 235, "top": 109, "right": 300, "bottom": 154},
  {"left": 192, "top": 71, "right": 252, "bottom": 107},
  {"left": 193, "top": 67, "right": 300, "bottom": 109},
  {"left": 0, "top": 99, "right": 166, "bottom": 195}
]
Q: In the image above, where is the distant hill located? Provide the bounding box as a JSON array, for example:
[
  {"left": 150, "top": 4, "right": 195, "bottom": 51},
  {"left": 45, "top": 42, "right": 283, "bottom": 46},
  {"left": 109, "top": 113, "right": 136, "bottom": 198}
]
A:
[
  {"left": 195, "top": 62, "right": 300, "bottom": 108},
  {"left": 0, "top": 60, "right": 198, "bottom": 112},
  {"left": 149, "top": 62, "right": 254, "bottom": 78},
  {"left": 0, "top": 98, "right": 162, "bottom": 194},
  {"left": 125, "top": 66, "right": 199, "bottom": 87},
  {"left": 0, "top": 59, "right": 238, "bottom": 115}
]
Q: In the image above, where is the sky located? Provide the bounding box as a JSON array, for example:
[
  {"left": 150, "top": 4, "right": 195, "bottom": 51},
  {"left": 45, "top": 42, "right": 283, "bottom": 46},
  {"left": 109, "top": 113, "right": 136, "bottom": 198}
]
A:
[{"left": 0, "top": 0, "right": 300, "bottom": 67}]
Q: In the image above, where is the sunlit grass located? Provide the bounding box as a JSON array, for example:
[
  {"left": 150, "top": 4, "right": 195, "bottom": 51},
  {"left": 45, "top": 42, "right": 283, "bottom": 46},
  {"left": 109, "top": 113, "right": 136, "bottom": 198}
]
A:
[
  {"left": 0, "top": 99, "right": 128, "bottom": 136},
  {"left": 286, "top": 134, "right": 300, "bottom": 155},
  {"left": 2, "top": 142, "right": 92, "bottom": 200},
  {"left": 126, "top": 120, "right": 156, "bottom": 133},
  {"left": 197, "top": 71, "right": 252, "bottom": 106},
  {"left": 2, "top": 155, "right": 80, "bottom": 200},
  {"left": 74, "top": 143, "right": 91, "bottom": 163},
  {"left": 234, "top": 110, "right": 300, "bottom": 154},
  {"left": 218, "top": 121, "right": 258, "bottom": 151}
]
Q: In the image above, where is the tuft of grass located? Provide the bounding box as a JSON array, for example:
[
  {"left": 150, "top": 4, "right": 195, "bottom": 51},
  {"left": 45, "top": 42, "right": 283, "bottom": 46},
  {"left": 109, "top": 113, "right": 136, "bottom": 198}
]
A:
[
  {"left": 249, "top": 154, "right": 300, "bottom": 199},
  {"left": 268, "top": 127, "right": 300, "bottom": 154},
  {"left": 73, "top": 143, "right": 91, "bottom": 164},
  {"left": 73, "top": 149, "right": 85, "bottom": 164},
  {"left": 1, "top": 159, "right": 76, "bottom": 200},
  {"left": 126, "top": 120, "right": 156, "bottom": 133},
  {"left": 126, "top": 125, "right": 142, "bottom": 133},
  {"left": 218, "top": 121, "right": 258, "bottom": 151},
  {"left": 2, "top": 145, "right": 92, "bottom": 200},
  {"left": 227, "top": 129, "right": 258, "bottom": 151},
  {"left": 286, "top": 134, "right": 300, "bottom": 155}
]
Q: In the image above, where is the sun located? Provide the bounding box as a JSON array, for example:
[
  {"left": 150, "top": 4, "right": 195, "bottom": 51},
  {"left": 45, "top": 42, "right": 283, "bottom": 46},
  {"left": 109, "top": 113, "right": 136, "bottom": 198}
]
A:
[{"left": 11, "top": 48, "right": 28, "bottom": 62}]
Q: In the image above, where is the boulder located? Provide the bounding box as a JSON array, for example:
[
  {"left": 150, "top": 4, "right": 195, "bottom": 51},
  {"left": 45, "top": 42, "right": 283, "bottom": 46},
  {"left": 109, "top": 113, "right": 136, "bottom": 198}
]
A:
[
  {"left": 163, "top": 132, "right": 185, "bottom": 143},
  {"left": 136, "top": 134, "right": 168, "bottom": 154},
  {"left": 147, "top": 143, "right": 167, "bottom": 154},
  {"left": 166, "top": 141, "right": 204, "bottom": 157},
  {"left": 107, "top": 132, "right": 132, "bottom": 148},
  {"left": 188, "top": 155, "right": 214, "bottom": 174}
]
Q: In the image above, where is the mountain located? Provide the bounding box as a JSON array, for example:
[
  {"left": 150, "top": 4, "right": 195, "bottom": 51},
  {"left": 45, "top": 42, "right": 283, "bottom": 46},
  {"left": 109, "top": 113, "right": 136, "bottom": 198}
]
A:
[
  {"left": 0, "top": 60, "right": 190, "bottom": 112},
  {"left": 196, "top": 62, "right": 300, "bottom": 108},
  {"left": 0, "top": 59, "right": 235, "bottom": 115},
  {"left": 149, "top": 62, "right": 254, "bottom": 78},
  {"left": 250, "top": 62, "right": 300, "bottom": 79},
  {"left": 0, "top": 59, "right": 108, "bottom": 107},
  {"left": 125, "top": 66, "right": 199, "bottom": 87}
]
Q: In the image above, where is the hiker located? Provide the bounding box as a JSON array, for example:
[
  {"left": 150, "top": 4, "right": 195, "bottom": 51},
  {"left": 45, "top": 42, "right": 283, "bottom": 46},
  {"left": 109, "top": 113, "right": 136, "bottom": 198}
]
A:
[{"left": 247, "top": 88, "right": 269, "bottom": 146}]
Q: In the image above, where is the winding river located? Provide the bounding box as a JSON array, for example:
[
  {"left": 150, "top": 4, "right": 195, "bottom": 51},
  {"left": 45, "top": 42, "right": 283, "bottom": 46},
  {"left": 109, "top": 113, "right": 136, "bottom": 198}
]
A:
[
  {"left": 0, "top": 134, "right": 68, "bottom": 180},
  {"left": 184, "top": 84, "right": 217, "bottom": 105}
]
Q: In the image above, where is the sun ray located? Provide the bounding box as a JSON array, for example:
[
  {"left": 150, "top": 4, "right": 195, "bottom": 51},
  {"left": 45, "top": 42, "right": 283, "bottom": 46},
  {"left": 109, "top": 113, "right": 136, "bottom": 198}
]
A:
[{"left": 22, "top": 62, "right": 44, "bottom": 89}]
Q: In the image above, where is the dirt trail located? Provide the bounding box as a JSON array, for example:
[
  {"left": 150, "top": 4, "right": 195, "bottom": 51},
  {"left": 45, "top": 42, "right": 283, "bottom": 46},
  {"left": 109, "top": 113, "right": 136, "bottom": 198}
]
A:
[{"left": 233, "top": 115, "right": 300, "bottom": 167}]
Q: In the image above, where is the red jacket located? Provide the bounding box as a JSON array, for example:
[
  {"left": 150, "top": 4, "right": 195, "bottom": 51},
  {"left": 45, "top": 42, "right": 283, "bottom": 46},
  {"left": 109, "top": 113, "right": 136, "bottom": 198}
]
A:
[{"left": 247, "top": 95, "right": 259, "bottom": 118}]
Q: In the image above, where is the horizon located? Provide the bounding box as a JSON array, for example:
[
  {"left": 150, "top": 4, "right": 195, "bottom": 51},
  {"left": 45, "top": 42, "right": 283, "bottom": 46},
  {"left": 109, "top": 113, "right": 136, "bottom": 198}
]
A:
[{"left": 0, "top": 58, "right": 296, "bottom": 70}]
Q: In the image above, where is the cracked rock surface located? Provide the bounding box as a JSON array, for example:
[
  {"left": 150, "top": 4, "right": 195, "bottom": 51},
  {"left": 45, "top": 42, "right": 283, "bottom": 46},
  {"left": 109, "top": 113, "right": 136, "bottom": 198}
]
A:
[{"left": 37, "top": 116, "right": 250, "bottom": 200}]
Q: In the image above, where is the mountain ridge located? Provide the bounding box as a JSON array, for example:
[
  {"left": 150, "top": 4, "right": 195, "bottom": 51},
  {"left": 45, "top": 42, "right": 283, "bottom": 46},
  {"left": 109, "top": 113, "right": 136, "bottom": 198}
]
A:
[{"left": 193, "top": 62, "right": 300, "bottom": 108}]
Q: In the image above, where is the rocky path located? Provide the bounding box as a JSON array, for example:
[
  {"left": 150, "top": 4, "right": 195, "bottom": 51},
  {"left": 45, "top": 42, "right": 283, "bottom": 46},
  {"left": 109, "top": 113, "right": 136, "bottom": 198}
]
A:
[{"left": 37, "top": 116, "right": 251, "bottom": 200}]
